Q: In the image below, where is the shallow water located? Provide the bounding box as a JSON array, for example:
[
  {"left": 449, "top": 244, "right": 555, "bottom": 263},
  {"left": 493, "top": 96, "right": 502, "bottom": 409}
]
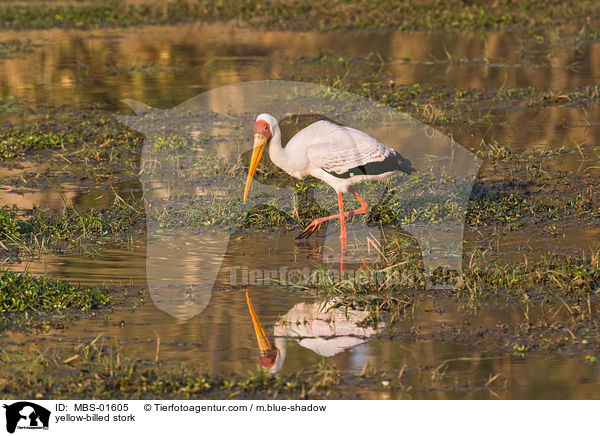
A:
[
  {"left": 2, "top": 25, "right": 600, "bottom": 104},
  {"left": 1, "top": 23, "right": 600, "bottom": 399},
  {"left": 3, "top": 231, "right": 600, "bottom": 399}
]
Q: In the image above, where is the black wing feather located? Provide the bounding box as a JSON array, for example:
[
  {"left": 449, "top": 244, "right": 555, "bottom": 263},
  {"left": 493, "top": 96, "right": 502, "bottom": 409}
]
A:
[{"left": 328, "top": 149, "right": 414, "bottom": 179}]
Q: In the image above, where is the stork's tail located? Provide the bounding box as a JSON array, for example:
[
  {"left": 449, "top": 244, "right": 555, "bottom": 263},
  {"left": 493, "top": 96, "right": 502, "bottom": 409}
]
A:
[{"left": 392, "top": 150, "right": 415, "bottom": 175}]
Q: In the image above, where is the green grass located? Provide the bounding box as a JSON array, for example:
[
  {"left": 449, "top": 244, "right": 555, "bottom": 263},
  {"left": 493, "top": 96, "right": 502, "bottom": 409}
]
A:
[
  {"left": 0, "top": 201, "right": 141, "bottom": 255},
  {"left": 0, "top": 339, "right": 501, "bottom": 399},
  {"left": 0, "top": 106, "right": 142, "bottom": 161},
  {"left": 460, "top": 250, "right": 600, "bottom": 306},
  {"left": 0, "top": 338, "right": 350, "bottom": 399},
  {"left": 293, "top": 234, "right": 600, "bottom": 317},
  {"left": 0, "top": 153, "right": 597, "bottom": 256},
  {"left": 0, "top": 269, "right": 110, "bottom": 313},
  {"left": 0, "top": 329, "right": 593, "bottom": 399},
  {"left": 352, "top": 83, "right": 600, "bottom": 127},
  {"left": 0, "top": 0, "right": 599, "bottom": 32},
  {"left": 0, "top": 269, "right": 111, "bottom": 330}
]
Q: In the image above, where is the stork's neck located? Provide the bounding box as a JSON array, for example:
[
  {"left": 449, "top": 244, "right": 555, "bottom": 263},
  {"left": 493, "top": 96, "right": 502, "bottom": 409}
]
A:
[{"left": 268, "top": 124, "right": 285, "bottom": 167}]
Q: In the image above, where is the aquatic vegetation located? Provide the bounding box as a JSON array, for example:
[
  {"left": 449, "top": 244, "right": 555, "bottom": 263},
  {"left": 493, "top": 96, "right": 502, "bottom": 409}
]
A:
[
  {"left": 0, "top": 97, "right": 596, "bottom": 263},
  {"left": 0, "top": 106, "right": 142, "bottom": 161},
  {"left": 298, "top": 233, "right": 600, "bottom": 316},
  {"left": 460, "top": 250, "right": 600, "bottom": 305},
  {"left": 0, "top": 269, "right": 111, "bottom": 331},
  {"left": 0, "top": 269, "right": 110, "bottom": 314},
  {"left": 0, "top": 339, "right": 506, "bottom": 399},
  {"left": 0, "top": 202, "right": 141, "bottom": 255},
  {"left": 0, "top": 338, "right": 342, "bottom": 399},
  {"left": 353, "top": 83, "right": 600, "bottom": 126}
]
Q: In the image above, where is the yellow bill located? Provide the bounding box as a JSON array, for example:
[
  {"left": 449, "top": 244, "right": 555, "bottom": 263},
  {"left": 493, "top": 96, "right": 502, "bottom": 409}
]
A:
[
  {"left": 243, "top": 133, "right": 267, "bottom": 203},
  {"left": 245, "top": 291, "right": 273, "bottom": 355}
]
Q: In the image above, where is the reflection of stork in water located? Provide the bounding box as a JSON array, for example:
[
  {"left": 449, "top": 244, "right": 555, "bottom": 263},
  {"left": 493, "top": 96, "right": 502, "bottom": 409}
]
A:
[
  {"left": 243, "top": 113, "right": 414, "bottom": 273},
  {"left": 246, "top": 291, "right": 386, "bottom": 373}
]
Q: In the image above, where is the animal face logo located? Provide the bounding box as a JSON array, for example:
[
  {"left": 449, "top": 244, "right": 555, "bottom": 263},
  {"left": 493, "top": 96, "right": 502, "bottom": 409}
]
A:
[
  {"left": 115, "top": 80, "right": 480, "bottom": 320},
  {"left": 3, "top": 402, "right": 50, "bottom": 433}
]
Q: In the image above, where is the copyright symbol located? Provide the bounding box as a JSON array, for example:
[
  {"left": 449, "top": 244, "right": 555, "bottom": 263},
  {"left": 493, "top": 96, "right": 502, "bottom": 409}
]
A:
[{"left": 144, "top": 404, "right": 152, "bottom": 411}]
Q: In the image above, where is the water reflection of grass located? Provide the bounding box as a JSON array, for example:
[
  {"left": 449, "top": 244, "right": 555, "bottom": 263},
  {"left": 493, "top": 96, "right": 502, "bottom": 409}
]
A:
[{"left": 0, "top": 39, "right": 42, "bottom": 58}]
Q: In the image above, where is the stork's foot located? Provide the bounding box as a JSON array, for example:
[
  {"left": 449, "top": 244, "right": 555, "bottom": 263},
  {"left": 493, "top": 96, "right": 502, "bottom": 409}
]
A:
[
  {"left": 296, "top": 187, "right": 368, "bottom": 240},
  {"left": 296, "top": 218, "right": 326, "bottom": 239}
]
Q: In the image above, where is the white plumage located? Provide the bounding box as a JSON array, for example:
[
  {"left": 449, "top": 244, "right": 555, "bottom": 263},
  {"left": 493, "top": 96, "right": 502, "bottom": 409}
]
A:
[
  {"left": 291, "top": 120, "right": 391, "bottom": 175},
  {"left": 260, "top": 114, "right": 411, "bottom": 194}
]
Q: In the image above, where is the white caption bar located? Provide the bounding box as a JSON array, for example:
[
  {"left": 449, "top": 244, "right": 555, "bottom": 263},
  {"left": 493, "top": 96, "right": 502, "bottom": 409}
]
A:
[{"left": 0, "top": 400, "right": 593, "bottom": 436}]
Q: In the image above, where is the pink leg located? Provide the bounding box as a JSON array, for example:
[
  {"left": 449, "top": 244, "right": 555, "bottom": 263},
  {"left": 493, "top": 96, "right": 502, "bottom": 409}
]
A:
[
  {"left": 296, "top": 187, "right": 369, "bottom": 239},
  {"left": 338, "top": 192, "right": 347, "bottom": 276},
  {"left": 337, "top": 191, "right": 346, "bottom": 240}
]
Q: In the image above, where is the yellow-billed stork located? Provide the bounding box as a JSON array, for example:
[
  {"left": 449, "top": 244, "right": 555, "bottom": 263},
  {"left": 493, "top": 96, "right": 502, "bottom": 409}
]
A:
[{"left": 243, "top": 113, "right": 414, "bottom": 255}]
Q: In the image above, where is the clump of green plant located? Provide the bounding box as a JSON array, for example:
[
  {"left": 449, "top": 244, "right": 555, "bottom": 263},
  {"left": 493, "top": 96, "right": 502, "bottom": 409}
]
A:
[
  {"left": 299, "top": 49, "right": 347, "bottom": 64},
  {"left": 0, "top": 269, "right": 110, "bottom": 314},
  {"left": 0, "top": 269, "right": 111, "bottom": 331},
  {"left": 0, "top": 107, "right": 142, "bottom": 161},
  {"left": 458, "top": 251, "right": 598, "bottom": 309},
  {"left": 0, "top": 201, "right": 142, "bottom": 255}
]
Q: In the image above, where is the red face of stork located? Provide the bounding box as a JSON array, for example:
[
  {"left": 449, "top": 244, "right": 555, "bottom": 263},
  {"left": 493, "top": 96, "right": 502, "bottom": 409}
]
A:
[{"left": 243, "top": 119, "right": 273, "bottom": 203}]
